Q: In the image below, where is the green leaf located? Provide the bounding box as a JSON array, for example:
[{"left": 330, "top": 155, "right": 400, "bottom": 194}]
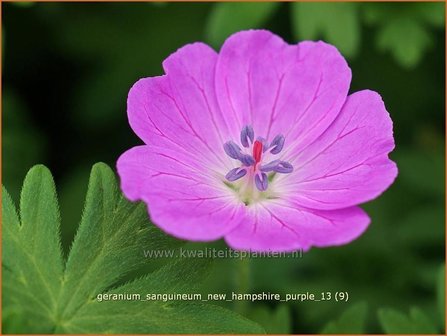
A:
[
  {"left": 321, "top": 302, "right": 368, "bottom": 334},
  {"left": 378, "top": 307, "right": 438, "bottom": 334},
  {"left": 2, "top": 308, "right": 28, "bottom": 334},
  {"left": 64, "top": 258, "right": 263, "bottom": 333},
  {"left": 291, "top": 2, "right": 360, "bottom": 57},
  {"left": 376, "top": 17, "right": 432, "bottom": 69},
  {"left": 248, "top": 304, "right": 291, "bottom": 334},
  {"left": 3, "top": 163, "right": 265, "bottom": 334},
  {"left": 3, "top": 166, "right": 63, "bottom": 333},
  {"left": 437, "top": 264, "right": 445, "bottom": 329},
  {"left": 205, "top": 2, "right": 279, "bottom": 48}
]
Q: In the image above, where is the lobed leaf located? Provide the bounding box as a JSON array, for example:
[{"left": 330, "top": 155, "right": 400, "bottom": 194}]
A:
[
  {"left": 362, "top": 3, "right": 442, "bottom": 68},
  {"left": 63, "top": 258, "right": 264, "bottom": 334},
  {"left": 3, "top": 163, "right": 264, "bottom": 334},
  {"left": 376, "top": 18, "right": 432, "bottom": 69},
  {"left": 3, "top": 166, "right": 63, "bottom": 333}
]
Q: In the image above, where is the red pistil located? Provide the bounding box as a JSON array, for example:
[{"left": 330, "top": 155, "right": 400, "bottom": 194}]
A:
[{"left": 253, "top": 140, "right": 263, "bottom": 169}]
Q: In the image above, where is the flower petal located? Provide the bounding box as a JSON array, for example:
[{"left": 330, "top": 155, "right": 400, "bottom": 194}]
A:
[
  {"left": 117, "top": 145, "right": 245, "bottom": 240},
  {"left": 279, "top": 90, "right": 397, "bottom": 210},
  {"left": 127, "top": 42, "right": 233, "bottom": 172},
  {"left": 215, "top": 30, "right": 351, "bottom": 152},
  {"left": 224, "top": 201, "right": 370, "bottom": 252}
]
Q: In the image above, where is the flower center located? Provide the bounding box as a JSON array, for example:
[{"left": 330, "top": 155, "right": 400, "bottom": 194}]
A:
[{"left": 223, "top": 125, "right": 293, "bottom": 203}]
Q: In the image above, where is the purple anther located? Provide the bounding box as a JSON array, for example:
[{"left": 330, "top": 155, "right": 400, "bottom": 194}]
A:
[
  {"left": 225, "top": 167, "right": 247, "bottom": 181},
  {"left": 240, "top": 125, "right": 254, "bottom": 148},
  {"left": 255, "top": 172, "right": 268, "bottom": 191},
  {"left": 274, "top": 161, "right": 293, "bottom": 174},
  {"left": 239, "top": 154, "right": 256, "bottom": 167},
  {"left": 260, "top": 160, "right": 281, "bottom": 172},
  {"left": 223, "top": 141, "right": 242, "bottom": 160},
  {"left": 269, "top": 134, "right": 285, "bottom": 154}
]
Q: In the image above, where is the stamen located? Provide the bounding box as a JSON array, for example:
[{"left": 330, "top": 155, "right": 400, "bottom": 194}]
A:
[
  {"left": 240, "top": 125, "right": 254, "bottom": 148},
  {"left": 239, "top": 154, "right": 255, "bottom": 166},
  {"left": 255, "top": 172, "right": 268, "bottom": 191},
  {"left": 225, "top": 167, "right": 247, "bottom": 181},
  {"left": 275, "top": 161, "right": 293, "bottom": 174},
  {"left": 223, "top": 126, "right": 293, "bottom": 196},
  {"left": 223, "top": 141, "right": 242, "bottom": 160},
  {"left": 260, "top": 160, "right": 293, "bottom": 174},
  {"left": 260, "top": 160, "right": 281, "bottom": 172},
  {"left": 269, "top": 134, "right": 285, "bottom": 154}
]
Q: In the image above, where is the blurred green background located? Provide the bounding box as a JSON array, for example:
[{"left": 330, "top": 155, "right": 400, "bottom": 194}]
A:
[{"left": 3, "top": 2, "right": 445, "bottom": 334}]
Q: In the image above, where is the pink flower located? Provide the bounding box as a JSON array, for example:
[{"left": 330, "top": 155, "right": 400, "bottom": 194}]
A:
[{"left": 117, "top": 30, "right": 397, "bottom": 252}]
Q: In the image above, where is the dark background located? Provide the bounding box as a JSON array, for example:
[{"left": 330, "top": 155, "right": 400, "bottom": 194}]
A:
[{"left": 3, "top": 2, "right": 445, "bottom": 334}]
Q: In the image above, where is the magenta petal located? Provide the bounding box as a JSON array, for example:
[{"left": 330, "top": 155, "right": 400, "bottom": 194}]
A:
[
  {"left": 127, "top": 43, "right": 232, "bottom": 169},
  {"left": 280, "top": 90, "right": 398, "bottom": 210},
  {"left": 224, "top": 202, "right": 370, "bottom": 252},
  {"left": 117, "top": 146, "right": 245, "bottom": 240},
  {"left": 215, "top": 30, "right": 351, "bottom": 152},
  {"left": 162, "top": 42, "right": 235, "bottom": 149}
]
